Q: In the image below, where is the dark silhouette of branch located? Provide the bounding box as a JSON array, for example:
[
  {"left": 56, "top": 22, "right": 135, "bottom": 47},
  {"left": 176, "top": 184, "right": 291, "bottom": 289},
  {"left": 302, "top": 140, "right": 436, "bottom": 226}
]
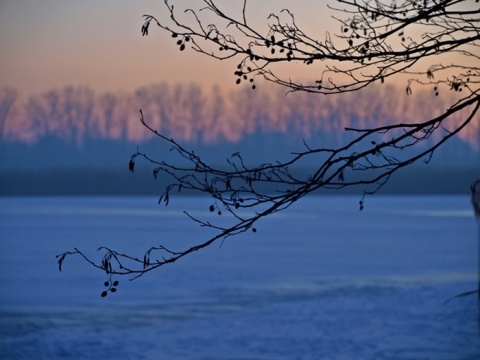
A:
[{"left": 58, "top": 0, "right": 480, "bottom": 294}]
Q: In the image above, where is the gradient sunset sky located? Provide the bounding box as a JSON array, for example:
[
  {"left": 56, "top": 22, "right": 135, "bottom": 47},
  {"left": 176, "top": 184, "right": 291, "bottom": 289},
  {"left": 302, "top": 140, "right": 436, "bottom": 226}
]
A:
[
  {"left": 1, "top": 1, "right": 478, "bottom": 134},
  {"left": 1, "top": 0, "right": 337, "bottom": 96}
]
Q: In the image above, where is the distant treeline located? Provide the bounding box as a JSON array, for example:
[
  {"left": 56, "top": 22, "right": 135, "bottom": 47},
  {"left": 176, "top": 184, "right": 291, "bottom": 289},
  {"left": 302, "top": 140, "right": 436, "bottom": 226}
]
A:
[
  {"left": 1, "top": 82, "right": 478, "bottom": 196},
  {"left": 0, "top": 82, "right": 478, "bottom": 148}
]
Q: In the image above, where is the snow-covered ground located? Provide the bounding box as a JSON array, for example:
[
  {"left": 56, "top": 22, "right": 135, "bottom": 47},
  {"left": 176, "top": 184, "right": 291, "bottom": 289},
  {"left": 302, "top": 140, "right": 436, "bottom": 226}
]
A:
[{"left": 1, "top": 195, "right": 479, "bottom": 359}]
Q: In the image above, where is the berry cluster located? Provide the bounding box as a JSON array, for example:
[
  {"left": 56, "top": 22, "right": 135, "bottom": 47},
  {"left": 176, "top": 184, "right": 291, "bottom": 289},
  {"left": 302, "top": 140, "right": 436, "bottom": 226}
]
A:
[
  {"left": 234, "top": 64, "right": 256, "bottom": 89},
  {"left": 172, "top": 33, "right": 190, "bottom": 51},
  {"left": 101, "top": 279, "right": 119, "bottom": 297}
]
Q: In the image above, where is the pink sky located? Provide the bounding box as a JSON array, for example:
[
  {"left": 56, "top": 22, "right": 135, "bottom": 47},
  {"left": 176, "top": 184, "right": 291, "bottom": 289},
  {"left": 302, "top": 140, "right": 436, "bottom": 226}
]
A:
[
  {"left": 1, "top": 1, "right": 477, "bottom": 121},
  {"left": 1, "top": 0, "right": 198, "bottom": 95},
  {"left": 0, "top": 1, "right": 338, "bottom": 96}
]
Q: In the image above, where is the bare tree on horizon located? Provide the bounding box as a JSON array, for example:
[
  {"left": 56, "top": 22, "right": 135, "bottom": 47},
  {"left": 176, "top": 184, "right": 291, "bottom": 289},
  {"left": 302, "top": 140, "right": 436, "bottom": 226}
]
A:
[{"left": 57, "top": 0, "right": 480, "bottom": 294}]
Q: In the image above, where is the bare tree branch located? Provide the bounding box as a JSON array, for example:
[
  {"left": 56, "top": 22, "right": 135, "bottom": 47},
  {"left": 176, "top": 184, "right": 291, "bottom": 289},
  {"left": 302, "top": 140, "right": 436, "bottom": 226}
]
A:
[{"left": 59, "top": 0, "right": 480, "bottom": 294}]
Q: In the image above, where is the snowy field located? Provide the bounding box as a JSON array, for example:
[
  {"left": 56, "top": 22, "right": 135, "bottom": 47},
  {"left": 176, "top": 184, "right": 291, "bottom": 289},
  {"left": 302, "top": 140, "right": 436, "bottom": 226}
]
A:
[{"left": 0, "top": 195, "right": 479, "bottom": 359}]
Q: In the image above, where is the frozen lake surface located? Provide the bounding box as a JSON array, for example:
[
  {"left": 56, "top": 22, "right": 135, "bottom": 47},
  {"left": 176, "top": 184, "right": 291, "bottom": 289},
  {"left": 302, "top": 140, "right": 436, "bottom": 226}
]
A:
[{"left": 0, "top": 195, "right": 479, "bottom": 359}]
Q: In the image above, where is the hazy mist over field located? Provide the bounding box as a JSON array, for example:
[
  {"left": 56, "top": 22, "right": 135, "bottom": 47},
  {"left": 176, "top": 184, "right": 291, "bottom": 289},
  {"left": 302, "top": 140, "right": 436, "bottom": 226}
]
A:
[{"left": 0, "top": 83, "right": 478, "bottom": 195}]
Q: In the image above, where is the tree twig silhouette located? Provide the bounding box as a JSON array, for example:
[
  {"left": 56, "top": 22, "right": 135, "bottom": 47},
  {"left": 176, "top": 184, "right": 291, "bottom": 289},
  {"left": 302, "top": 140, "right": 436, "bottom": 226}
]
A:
[{"left": 58, "top": 0, "right": 480, "bottom": 293}]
